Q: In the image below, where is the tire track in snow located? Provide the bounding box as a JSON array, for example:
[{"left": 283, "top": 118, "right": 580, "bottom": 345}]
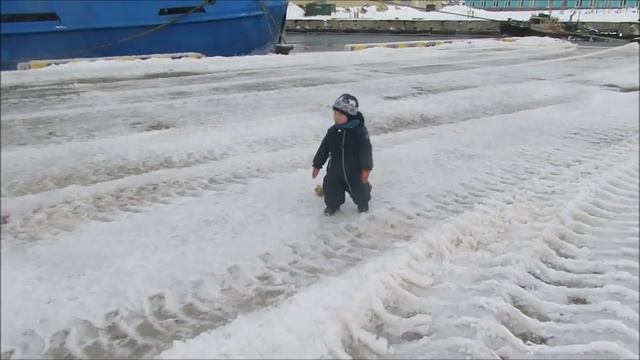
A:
[
  {"left": 342, "top": 155, "right": 638, "bottom": 359},
  {"left": 0, "top": 43, "right": 581, "bottom": 149},
  {"left": 2, "top": 42, "right": 637, "bottom": 359},
  {"left": 0, "top": 82, "right": 587, "bottom": 241},
  {"left": 158, "top": 127, "right": 638, "bottom": 360},
  {"left": 0, "top": 44, "right": 571, "bottom": 119},
  {"left": 5, "top": 123, "right": 636, "bottom": 359}
]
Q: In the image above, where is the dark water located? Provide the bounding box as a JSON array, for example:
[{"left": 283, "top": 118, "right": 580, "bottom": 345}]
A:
[
  {"left": 283, "top": 32, "right": 624, "bottom": 53},
  {"left": 284, "top": 32, "right": 495, "bottom": 52}
]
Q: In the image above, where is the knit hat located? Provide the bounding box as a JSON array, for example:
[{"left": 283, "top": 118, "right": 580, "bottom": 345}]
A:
[{"left": 332, "top": 94, "right": 359, "bottom": 116}]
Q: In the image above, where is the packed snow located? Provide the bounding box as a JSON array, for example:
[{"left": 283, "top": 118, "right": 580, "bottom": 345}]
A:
[
  {"left": 1, "top": 38, "right": 638, "bottom": 359},
  {"left": 287, "top": 2, "right": 640, "bottom": 22}
]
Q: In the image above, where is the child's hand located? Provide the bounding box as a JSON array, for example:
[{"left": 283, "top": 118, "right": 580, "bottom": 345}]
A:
[
  {"left": 312, "top": 167, "right": 320, "bottom": 179},
  {"left": 361, "top": 169, "right": 371, "bottom": 183}
]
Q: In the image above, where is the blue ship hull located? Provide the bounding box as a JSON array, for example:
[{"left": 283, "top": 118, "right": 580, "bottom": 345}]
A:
[{"left": 0, "top": 0, "right": 289, "bottom": 70}]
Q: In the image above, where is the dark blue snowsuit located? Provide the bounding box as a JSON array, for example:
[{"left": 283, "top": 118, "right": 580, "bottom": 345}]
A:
[{"left": 313, "top": 112, "right": 373, "bottom": 210}]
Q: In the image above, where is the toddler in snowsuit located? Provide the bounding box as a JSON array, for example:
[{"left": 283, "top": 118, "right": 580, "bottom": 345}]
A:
[{"left": 312, "top": 94, "right": 373, "bottom": 215}]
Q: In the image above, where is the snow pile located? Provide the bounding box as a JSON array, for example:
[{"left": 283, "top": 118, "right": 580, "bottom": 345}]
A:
[
  {"left": 286, "top": 2, "right": 640, "bottom": 22},
  {"left": 162, "top": 141, "right": 640, "bottom": 358},
  {"left": 288, "top": 2, "right": 466, "bottom": 20},
  {"left": 442, "top": 4, "right": 640, "bottom": 22},
  {"left": 1, "top": 39, "right": 638, "bottom": 359},
  {"left": 287, "top": 1, "right": 305, "bottom": 19}
]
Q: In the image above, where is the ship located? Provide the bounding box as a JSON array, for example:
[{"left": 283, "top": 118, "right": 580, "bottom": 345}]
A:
[
  {"left": 499, "top": 13, "right": 571, "bottom": 37},
  {"left": 499, "top": 13, "right": 632, "bottom": 41},
  {"left": 0, "top": 0, "right": 289, "bottom": 70}
]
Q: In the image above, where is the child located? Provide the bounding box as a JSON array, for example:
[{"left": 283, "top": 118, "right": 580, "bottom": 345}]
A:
[{"left": 312, "top": 94, "right": 373, "bottom": 215}]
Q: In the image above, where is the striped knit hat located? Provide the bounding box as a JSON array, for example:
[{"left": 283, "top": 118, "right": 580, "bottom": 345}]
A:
[{"left": 332, "top": 94, "right": 359, "bottom": 116}]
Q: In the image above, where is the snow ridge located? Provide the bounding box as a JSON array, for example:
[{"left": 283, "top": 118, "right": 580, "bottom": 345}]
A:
[
  {"left": 162, "top": 128, "right": 639, "bottom": 359},
  {"left": 1, "top": 40, "right": 638, "bottom": 359}
]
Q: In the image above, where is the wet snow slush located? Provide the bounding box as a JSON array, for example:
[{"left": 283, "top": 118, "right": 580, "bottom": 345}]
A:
[{"left": 1, "top": 38, "right": 638, "bottom": 359}]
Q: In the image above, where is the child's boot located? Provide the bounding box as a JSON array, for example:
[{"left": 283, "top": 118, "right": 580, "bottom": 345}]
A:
[{"left": 324, "top": 207, "right": 339, "bottom": 216}]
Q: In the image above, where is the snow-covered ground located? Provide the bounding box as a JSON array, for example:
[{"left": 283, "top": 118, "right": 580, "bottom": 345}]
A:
[
  {"left": 1, "top": 38, "right": 638, "bottom": 359},
  {"left": 287, "top": 2, "right": 640, "bottom": 22}
]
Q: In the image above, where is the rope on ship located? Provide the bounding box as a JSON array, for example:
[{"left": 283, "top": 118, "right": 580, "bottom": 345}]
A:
[
  {"left": 77, "top": 0, "right": 214, "bottom": 55},
  {"left": 259, "top": 0, "right": 292, "bottom": 51},
  {"left": 11, "top": 0, "right": 213, "bottom": 64}
]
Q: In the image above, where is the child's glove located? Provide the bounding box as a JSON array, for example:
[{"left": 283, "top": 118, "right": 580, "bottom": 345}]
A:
[
  {"left": 361, "top": 169, "right": 371, "bottom": 183},
  {"left": 312, "top": 167, "right": 320, "bottom": 179}
]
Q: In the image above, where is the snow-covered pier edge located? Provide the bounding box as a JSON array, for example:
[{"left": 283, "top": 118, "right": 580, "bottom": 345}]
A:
[{"left": 285, "top": 19, "right": 639, "bottom": 38}]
